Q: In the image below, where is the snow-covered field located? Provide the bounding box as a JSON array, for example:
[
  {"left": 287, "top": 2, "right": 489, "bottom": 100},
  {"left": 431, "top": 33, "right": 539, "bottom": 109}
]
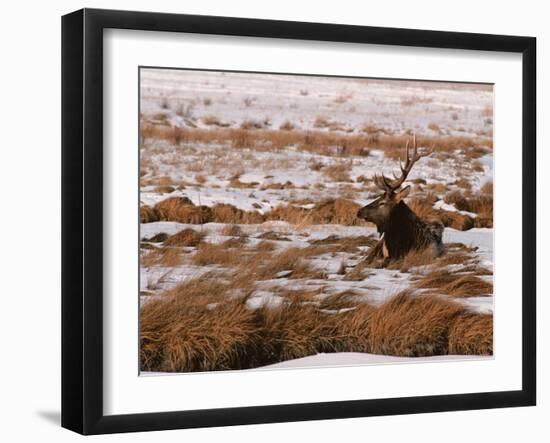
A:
[{"left": 139, "top": 68, "right": 494, "bottom": 373}]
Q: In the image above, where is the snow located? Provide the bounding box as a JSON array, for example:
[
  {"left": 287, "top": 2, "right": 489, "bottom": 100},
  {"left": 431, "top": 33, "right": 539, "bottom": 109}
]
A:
[
  {"left": 260, "top": 352, "right": 492, "bottom": 370},
  {"left": 141, "top": 69, "right": 493, "bottom": 138},
  {"left": 433, "top": 199, "right": 477, "bottom": 218},
  {"left": 141, "top": 222, "right": 494, "bottom": 314}
]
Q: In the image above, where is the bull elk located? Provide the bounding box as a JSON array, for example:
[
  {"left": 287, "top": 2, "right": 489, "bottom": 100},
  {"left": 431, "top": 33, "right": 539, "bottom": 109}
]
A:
[{"left": 357, "top": 135, "right": 443, "bottom": 261}]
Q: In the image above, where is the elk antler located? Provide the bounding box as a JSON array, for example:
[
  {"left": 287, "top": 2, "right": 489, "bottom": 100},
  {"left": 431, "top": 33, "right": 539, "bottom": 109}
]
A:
[{"left": 373, "top": 135, "right": 431, "bottom": 193}]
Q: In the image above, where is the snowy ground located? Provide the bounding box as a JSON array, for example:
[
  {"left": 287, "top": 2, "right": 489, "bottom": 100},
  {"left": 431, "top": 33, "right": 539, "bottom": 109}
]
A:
[
  {"left": 139, "top": 68, "right": 494, "bottom": 371},
  {"left": 141, "top": 68, "right": 493, "bottom": 138},
  {"left": 140, "top": 221, "right": 493, "bottom": 314},
  {"left": 261, "top": 352, "right": 493, "bottom": 370}
]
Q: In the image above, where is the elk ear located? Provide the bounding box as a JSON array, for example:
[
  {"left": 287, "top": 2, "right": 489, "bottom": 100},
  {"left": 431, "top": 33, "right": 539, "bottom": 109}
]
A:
[{"left": 395, "top": 185, "right": 411, "bottom": 202}]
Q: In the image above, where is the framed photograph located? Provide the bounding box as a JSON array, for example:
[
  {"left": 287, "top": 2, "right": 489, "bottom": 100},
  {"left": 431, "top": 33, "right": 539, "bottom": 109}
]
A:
[{"left": 62, "top": 8, "right": 536, "bottom": 435}]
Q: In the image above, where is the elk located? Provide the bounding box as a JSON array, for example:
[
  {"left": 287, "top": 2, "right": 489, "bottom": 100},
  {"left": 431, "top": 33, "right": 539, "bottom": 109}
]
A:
[{"left": 357, "top": 135, "right": 443, "bottom": 261}]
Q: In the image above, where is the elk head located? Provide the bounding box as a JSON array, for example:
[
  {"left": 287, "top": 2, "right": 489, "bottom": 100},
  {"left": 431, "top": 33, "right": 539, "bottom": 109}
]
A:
[{"left": 357, "top": 135, "right": 430, "bottom": 231}]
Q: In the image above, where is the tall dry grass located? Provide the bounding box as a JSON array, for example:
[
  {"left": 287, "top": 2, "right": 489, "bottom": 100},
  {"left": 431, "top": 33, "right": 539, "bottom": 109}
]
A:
[
  {"left": 141, "top": 197, "right": 363, "bottom": 227},
  {"left": 140, "top": 285, "right": 492, "bottom": 372},
  {"left": 140, "top": 121, "right": 492, "bottom": 159}
]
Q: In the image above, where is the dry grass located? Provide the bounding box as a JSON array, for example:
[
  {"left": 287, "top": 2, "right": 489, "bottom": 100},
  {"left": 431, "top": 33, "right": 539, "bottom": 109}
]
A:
[
  {"left": 448, "top": 313, "right": 493, "bottom": 355},
  {"left": 386, "top": 248, "right": 438, "bottom": 273},
  {"left": 191, "top": 243, "right": 247, "bottom": 266},
  {"left": 443, "top": 191, "right": 493, "bottom": 228},
  {"left": 247, "top": 247, "right": 325, "bottom": 280},
  {"left": 140, "top": 205, "right": 159, "bottom": 223},
  {"left": 414, "top": 269, "right": 493, "bottom": 297},
  {"left": 408, "top": 198, "right": 475, "bottom": 231},
  {"left": 438, "top": 275, "right": 493, "bottom": 297},
  {"left": 141, "top": 175, "right": 173, "bottom": 187},
  {"left": 255, "top": 240, "right": 277, "bottom": 252},
  {"left": 221, "top": 224, "right": 244, "bottom": 237},
  {"left": 322, "top": 162, "right": 353, "bottom": 182},
  {"left": 260, "top": 181, "right": 295, "bottom": 190},
  {"left": 229, "top": 177, "right": 258, "bottom": 188},
  {"left": 143, "top": 233, "right": 169, "bottom": 243},
  {"left": 140, "top": 278, "right": 259, "bottom": 372},
  {"left": 148, "top": 198, "right": 265, "bottom": 225},
  {"left": 154, "top": 197, "right": 212, "bottom": 224},
  {"left": 140, "top": 122, "right": 492, "bottom": 159},
  {"left": 413, "top": 269, "right": 457, "bottom": 289},
  {"left": 279, "top": 120, "right": 295, "bottom": 131},
  {"left": 164, "top": 228, "right": 203, "bottom": 247},
  {"left": 211, "top": 203, "right": 264, "bottom": 224},
  {"left": 344, "top": 259, "right": 374, "bottom": 281},
  {"left": 257, "top": 231, "right": 291, "bottom": 241},
  {"left": 310, "top": 235, "right": 377, "bottom": 253},
  {"left": 265, "top": 198, "right": 362, "bottom": 226},
  {"left": 140, "top": 286, "right": 492, "bottom": 372},
  {"left": 153, "top": 185, "right": 175, "bottom": 194},
  {"left": 141, "top": 247, "right": 183, "bottom": 267},
  {"left": 368, "top": 291, "right": 464, "bottom": 356}
]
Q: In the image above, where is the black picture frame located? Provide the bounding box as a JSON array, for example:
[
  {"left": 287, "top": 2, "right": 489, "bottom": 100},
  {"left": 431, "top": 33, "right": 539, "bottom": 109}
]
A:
[{"left": 61, "top": 8, "right": 537, "bottom": 435}]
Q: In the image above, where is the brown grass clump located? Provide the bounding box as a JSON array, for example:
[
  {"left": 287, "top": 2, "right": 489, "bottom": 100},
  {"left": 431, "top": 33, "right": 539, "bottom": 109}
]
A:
[
  {"left": 221, "top": 224, "right": 243, "bottom": 237},
  {"left": 143, "top": 232, "right": 169, "bottom": 243},
  {"left": 413, "top": 269, "right": 456, "bottom": 289},
  {"left": 387, "top": 248, "right": 438, "bottom": 272},
  {"left": 368, "top": 291, "right": 464, "bottom": 356},
  {"left": 211, "top": 203, "right": 264, "bottom": 224},
  {"left": 140, "top": 282, "right": 492, "bottom": 372},
  {"left": 448, "top": 313, "right": 493, "bottom": 355},
  {"left": 154, "top": 185, "right": 175, "bottom": 194},
  {"left": 310, "top": 235, "right": 377, "bottom": 253},
  {"left": 322, "top": 162, "right": 352, "bottom": 182},
  {"left": 255, "top": 240, "right": 276, "bottom": 252},
  {"left": 444, "top": 190, "right": 470, "bottom": 210},
  {"left": 452, "top": 177, "right": 472, "bottom": 191},
  {"left": 154, "top": 198, "right": 212, "bottom": 224},
  {"left": 256, "top": 291, "right": 376, "bottom": 361},
  {"left": 439, "top": 275, "right": 493, "bottom": 297},
  {"left": 407, "top": 198, "right": 440, "bottom": 220},
  {"left": 443, "top": 191, "right": 493, "bottom": 228},
  {"left": 435, "top": 251, "right": 475, "bottom": 267},
  {"left": 229, "top": 177, "right": 259, "bottom": 188},
  {"left": 265, "top": 205, "right": 310, "bottom": 225},
  {"left": 221, "top": 237, "right": 248, "bottom": 248},
  {"left": 149, "top": 197, "right": 374, "bottom": 226},
  {"left": 440, "top": 211, "right": 475, "bottom": 231},
  {"left": 252, "top": 247, "right": 325, "bottom": 280},
  {"left": 141, "top": 247, "right": 183, "bottom": 267},
  {"left": 257, "top": 231, "right": 291, "bottom": 241},
  {"left": 309, "top": 199, "right": 362, "bottom": 225},
  {"left": 408, "top": 198, "right": 474, "bottom": 231},
  {"left": 414, "top": 270, "right": 493, "bottom": 297},
  {"left": 140, "top": 282, "right": 259, "bottom": 372},
  {"left": 191, "top": 243, "right": 246, "bottom": 266},
  {"left": 343, "top": 260, "right": 372, "bottom": 281},
  {"left": 463, "top": 145, "right": 491, "bottom": 159},
  {"left": 141, "top": 175, "right": 173, "bottom": 187},
  {"left": 164, "top": 228, "right": 203, "bottom": 247},
  {"left": 279, "top": 120, "right": 295, "bottom": 131},
  {"left": 260, "top": 181, "right": 295, "bottom": 190},
  {"left": 231, "top": 129, "right": 253, "bottom": 148},
  {"left": 152, "top": 198, "right": 266, "bottom": 225},
  {"left": 140, "top": 205, "right": 159, "bottom": 223},
  {"left": 202, "top": 115, "right": 222, "bottom": 126}
]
